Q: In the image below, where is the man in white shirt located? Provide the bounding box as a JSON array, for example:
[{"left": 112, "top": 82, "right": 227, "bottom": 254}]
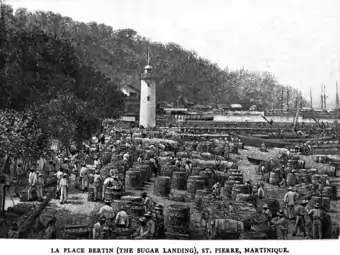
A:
[
  {"left": 94, "top": 156, "right": 101, "bottom": 168},
  {"left": 284, "top": 186, "right": 299, "bottom": 220},
  {"left": 36, "top": 173, "right": 45, "bottom": 201},
  {"left": 93, "top": 170, "right": 103, "bottom": 201},
  {"left": 79, "top": 163, "right": 89, "bottom": 192},
  {"left": 99, "top": 201, "right": 115, "bottom": 219},
  {"left": 115, "top": 205, "right": 129, "bottom": 228},
  {"left": 59, "top": 174, "right": 69, "bottom": 204},
  {"left": 28, "top": 167, "right": 38, "bottom": 201}
]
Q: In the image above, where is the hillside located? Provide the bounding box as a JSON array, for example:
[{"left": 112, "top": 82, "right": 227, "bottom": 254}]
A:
[{"left": 6, "top": 6, "right": 306, "bottom": 109}]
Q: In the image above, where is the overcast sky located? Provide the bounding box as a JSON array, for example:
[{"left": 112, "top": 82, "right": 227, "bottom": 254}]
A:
[{"left": 6, "top": 0, "right": 340, "bottom": 107}]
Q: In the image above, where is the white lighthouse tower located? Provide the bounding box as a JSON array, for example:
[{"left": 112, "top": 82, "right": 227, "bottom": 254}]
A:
[{"left": 139, "top": 49, "right": 156, "bottom": 128}]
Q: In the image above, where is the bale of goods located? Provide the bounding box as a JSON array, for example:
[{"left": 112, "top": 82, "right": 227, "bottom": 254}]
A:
[
  {"left": 159, "top": 151, "right": 174, "bottom": 157},
  {"left": 239, "top": 231, "right": 267, "bottom": 240},
  {"left": 209, "top": 219, "right": 244, "bottom": 239},
  {"left": 111, "top": 200, "right": 132, "bottom": 212},
  {"left": 187, "top": 176, "right": 205, "bottom": 199},
  {"left": 191, "top": 153, "right": 203, "bottom": 160},
  {"left": 165, "top": 204, "right": 190, "bottom": 234},
  {"left": 286, "top": 173, "right": 297, "bottom": 186},
  {"left": 214, "top": 171, "right": 229, "bottom": 186},
  {"left": 231, "top": 184, "right": 249, "bottom": 199},
  {"left": 201, "top": 152, "right": 213, "bottom": 160},
  {"left": 125, "top": 170, "right": 142, "bottom": 190},
  {"left": 311, "top": 174, "right": 321, "bottom": 184},
  {"left": 171, "top": 171, "right": 187, "bottom": 190},
  {"left": 153, "top": 176, "right": 171, "bottom": 197},
  {"left": 161, "top": 165, "right": 178, "bottom": 178},
  {"left": 269, "top": 171, "right": 280, "bottom": 185},
  {"left": 168, "top": 190, "right": 186, "bottom": 202},
  {"left": 322, "top": 186, "right": 333, "bottom": 198},
  {"left": 87, "top": 187, "right": 95, "bottom": 201},
  {"left": 191, "top": 167, "right": 205, "bottom": 176},
  {"left": 176, "top": 151, "right": 189, "bottom": 158},
  {"left": 235, "top": 194, "right": 256, "bottom": 206}
]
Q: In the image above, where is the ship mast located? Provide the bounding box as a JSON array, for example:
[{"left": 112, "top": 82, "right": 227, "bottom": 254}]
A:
[
  {"left": 336, "top": 81, "right": 339, "bottom": 117},
  {"left": 324, "top": 84, "right": 327, "bottom": 110},
  {"left": 320, "top": 86, "right": 324, "bottom": 110},
  {"left": 310, "top": 88, "right": 313, "bottom": 108},
  {"left": 281, "top": 87, "right": 284, "bottom": 112},
  {"left": 286, "top": 85, "right": 290, "bottom": 111}
]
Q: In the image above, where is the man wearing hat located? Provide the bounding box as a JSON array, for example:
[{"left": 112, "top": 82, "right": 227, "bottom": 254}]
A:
[
  {"left": 131, "top": 217, "right": 151, "bottom": 239},
  {"left": 283, "top": 186, "right": 299, "bottom": 220},
  {"left": 36, "top": 172, "right": 45, "bottom": 201},
  {"left": 94, "top": 156, "right": 101, "bottom": 168},
  {"left": 93, "top": 170, "right": 103, "bottom": 201},
  {"left": 55, "top": 167, "right": 64, "bottom": 198},
  {"left": 79, "top": 163, "right": 89, "bottom": 192},
  {"left": 99, "top": 201, "right": 115, "bottom": 220},
  {"left": 115, "top": 204, "right": 129, "bottom": 228},
  {"left": 141, "top": 192, "right": 154, "bottom": 212},
  {"left": 271, "top": 209, "right": 288, "bottom": 240},
  {"left": 211, "top": 182, "right": 221, "bottom": 198},
  {"left": 92, "top": 216, "right": 106, "bottom": 239},
  {"left": 262, "top": 204, "right": 272, "bottom": 227},
  {"left": 28, "top": 167, "right": 38, "bottom": 201},
  {"left": 308, "top": 203, "right": 325, "bottom": 239},
  {"left": 154, "top": 204, "right": 165, "bottom": 239},
  {"left": 292, "top": 200, "right": 308, "bottom": 237},
  {"left": 59, "top": 174, "right": 69, "bottom": 204},
  {"left": 144, "top": 211, "right": 156, "bottom": 238},
  {"left": 246, "top": 180, "right": 253, "bottom": 195}
]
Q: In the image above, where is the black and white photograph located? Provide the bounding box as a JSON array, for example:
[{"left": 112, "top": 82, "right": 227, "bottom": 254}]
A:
[{"left": 0, "top": 0, "right": 339, "bottom": 245}]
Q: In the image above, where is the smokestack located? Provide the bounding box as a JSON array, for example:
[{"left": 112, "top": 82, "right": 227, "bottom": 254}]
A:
[{"left": 321, "top": 86, "right": 324, "bottom": 110}]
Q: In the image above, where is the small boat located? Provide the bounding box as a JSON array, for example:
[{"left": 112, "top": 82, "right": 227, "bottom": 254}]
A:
[{"left": 246, "top": 156, "right": 264, "bottom": 165}]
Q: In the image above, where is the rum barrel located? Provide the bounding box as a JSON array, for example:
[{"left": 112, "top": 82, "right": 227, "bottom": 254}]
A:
[
  {"left": 302, "top": 173, "right": 311, "bottom": 183},
  {"left": 112, "top": 186, "right": 123, "bottom": 200},
  {"left": 295, "top": 173, "right": 303, "bottom": 184},
  {"left": 128, "top": 204, "right": 145, "bottom": 217},
  {"left": 269, "top": 172, "right": 280, "bottom": 185},
  {"left": 104, "top": 187, "right": 114, "bottom": 202},
  {"left": 210, "top": 219, "right": 244, "bottom": 239},
  {"left": 161, "top": 165, "right": 178, "bottom": 178},
  {"left": 165, "top": 204, "right": 190, "bottom": 234},
  {"left": 125, "top": 170, "right": 141, "bottom": 190},
  {"left": 171, "top": 171, "right": 187, "bottom": 190},
  {"left": 153, "top": 176, "right": 171, "bottom": 197}
]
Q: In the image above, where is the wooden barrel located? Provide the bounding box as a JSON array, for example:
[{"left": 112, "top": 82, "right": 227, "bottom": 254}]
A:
[
  {"left": 111, "top": 186, "right": 123, "bottom": 200},
  {"left": 222, "top": 183, "right": 233, "bottom": 200},
  {"left": 311, "top": 174, "right": 321, "bottom": 184},
  {"left": 128, "top": 204, "right": 145, "bottom": 217},
  {"left": 139, "top": 168, "right": 147, "bottom": 185},
  {"left": 154, "top": 176, "right": 171, "bottom": 197},
  {"left": 297, "top": 160, "right": 305, "bottom": 169},
  {"left": 187, "top": 176, "right": 205, "bottom": 197},
  {"left": 165, "top": 204, "right": 190, "bottom": 234},
  {"left": 286, "top": 173, "right": 297, "bottom": 186},
  {"left": 104, "top": 187, "right": 114, "bottom": 202},
  {"left": 142, "top": 164, "right": 152, "bottom": 181},
  {"left": 198, "top": 172, "right": 210, "bottom": 188},
  {"left": 125, "top": 170, "right": 141, "bottom": 190},
  {"left": 194, "top": 189, "right": 210, "bottom": 210},
  {"left": 269, "top": 172, "right": 280, "bottom": 185},
  {"left": 321, "top": 197, "right": 331, "bottom": 211},
  {"left": 240, "top": 231, "right": 267, "bottom": 240},
  {"left": 111, "top": 200, "right": 132, "bottom": 212},
  {"left": 302, "top": 173, "right": 311, "bottom": 183},
  {"left": 211, "top": 219, "right": 244, "bottom": 238},
  {"left": 171, "top": 171, "right": 187, "bottom": 190},
  {"left": 88, "top": 187, "right": 95, "bottom": 202},
  {"left": 101, "top": 151, "right": 113, "bottom": 165}
]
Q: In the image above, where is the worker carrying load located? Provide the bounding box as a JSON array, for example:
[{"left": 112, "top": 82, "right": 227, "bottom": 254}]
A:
[{"left": 211, "top": 182, "right": 222, "bottom": 198}]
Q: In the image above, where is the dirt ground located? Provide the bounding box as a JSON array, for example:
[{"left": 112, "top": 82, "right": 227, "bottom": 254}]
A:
[{"left": 7, "top": 145, "right": 339, "bottom": 239}]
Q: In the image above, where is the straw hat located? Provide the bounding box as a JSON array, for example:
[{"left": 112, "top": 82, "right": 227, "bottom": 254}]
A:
[
  {"left": 300, "top": 200, "right": 309, "bottom": 205},
  {"left": 288, "top": 186, "right": 293, "bottom": 191},
  {"left": 144, "top": 211, "right": 152, "bottom": 217},
  {"left": 139, "top": 217, "right": 147, "bottom": 223}
]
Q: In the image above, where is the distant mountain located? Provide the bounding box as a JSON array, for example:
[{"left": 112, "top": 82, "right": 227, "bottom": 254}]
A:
[{"left": 5, "top": 6, "right": 307, "bottom": 109}]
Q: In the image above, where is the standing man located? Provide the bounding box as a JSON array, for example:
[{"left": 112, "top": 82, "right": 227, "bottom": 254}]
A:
[
  {"left": 292, "top": 200, "right": 308, "bottom": 237},
  {"left": 59, "top": 174, "right": 69, "bottom": 204},
  {"left": 80, "top": 163, "right": 89, "bottom": 192},
  {"left": 28, "top": 167, "right": 38, "bottom": 201},
  {"left": 262, "top": 204, "right": 272, "bottom": 227},
  {"left": 141, "top": 192, "right": 154, "bottom": 212},
  {"left": 36, "top": 173, "right": 45, "bottom": 201},
  {"left": 93, "top": 170, "right": 103, "bottom": 201},
  {"left": 308, "top": 203, "right": 325, "bottom": 239},
  {"left": 284, "top": 186, "right": 299, "bottom": 220},
  {"left": 271, "top": 210, "right": 288, "bottom": 240}
]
